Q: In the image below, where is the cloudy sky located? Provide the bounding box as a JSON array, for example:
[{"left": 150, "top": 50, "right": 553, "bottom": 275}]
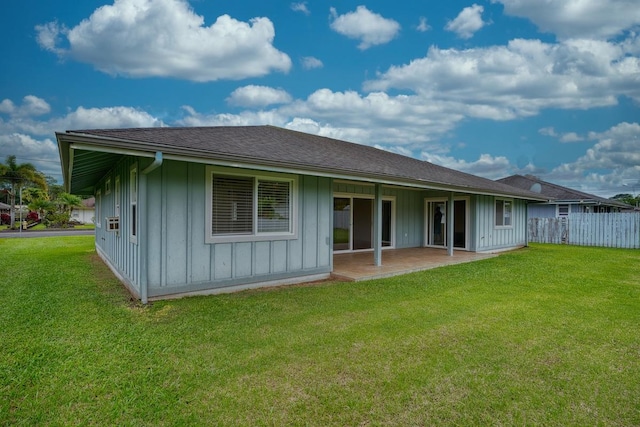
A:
[{"left": 1, "top": 0, "right": 639, "bottom": 197}]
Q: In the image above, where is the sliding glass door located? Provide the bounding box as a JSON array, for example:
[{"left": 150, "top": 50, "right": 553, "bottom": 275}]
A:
[
  {"left": 333, "top": 196, "right": 393, "bottom": 252},
  {"left": 425, "top": 199, "right": 468, "bottom": 249}
]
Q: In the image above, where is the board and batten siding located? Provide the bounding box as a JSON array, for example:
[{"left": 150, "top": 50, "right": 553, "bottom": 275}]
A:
[
  {"left": 141, "top": 160, "right": 332, "bottom": 298},
  {"left": 385, "top": 187, "right": 424, "bottom": 248},
  {"left": 94, "top": 156, "right": 141, "bottom": 295},
  {"left": 474, "top": 196, "right": 527, "bottom": 251}
]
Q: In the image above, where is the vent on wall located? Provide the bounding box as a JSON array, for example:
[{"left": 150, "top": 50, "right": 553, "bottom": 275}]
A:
[
  {"left": 106, "top": 216, "right": 120, "bottom": 232},
  {"left": 530, "top": 183, "right": 542, "bottom": 193}
]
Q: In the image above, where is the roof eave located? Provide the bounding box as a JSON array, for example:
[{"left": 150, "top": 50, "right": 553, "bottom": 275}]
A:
[{"left": 59, "top": 131, "right": 549, "bottom": 201}]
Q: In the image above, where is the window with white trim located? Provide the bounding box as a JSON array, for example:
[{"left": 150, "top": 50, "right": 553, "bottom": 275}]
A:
[
  {"left": 557, "top": 204, "right": 569, "bottom": 217},
  {"left": 206, "top": 167, "right": 297, "bottom": 243},
  {"left": 495, "top": 199, "right": 512, "bottom": 227}
]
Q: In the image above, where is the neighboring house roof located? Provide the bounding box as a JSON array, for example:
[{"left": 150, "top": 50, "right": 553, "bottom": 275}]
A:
[
  {"left": 57, "top": 125, "right": 548, "bottom": 200},
  {"left": 80, "top": 197, "right": 95, "bottom": 209},
  {"left": 0, "top": 201, "right": 10, "bottom": 210},
  {"left": 497, "top": 174, "right": 630, "bottom": 209}
]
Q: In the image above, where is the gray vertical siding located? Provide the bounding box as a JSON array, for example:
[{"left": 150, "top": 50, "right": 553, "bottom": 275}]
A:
[
  {"left": 94, "top": 157, "right": 533, "bottom": 299},
  {"left": 474, "top": 196, "right": 527, "bottom": 251},
  {"left": 145, "top": 161, "right": 331, "bottom": 297},
  {"left": 384, "top": 187, "right": 424, "bottom": 248},
  {"left": 528, "top": 204, "right": 555, "bottom": 218},
  {"left": 94, "top": 158, "right": 333, "bottom": 298},
  {"left": 94, "top": 156, "right": 141, "bottom": 294}
]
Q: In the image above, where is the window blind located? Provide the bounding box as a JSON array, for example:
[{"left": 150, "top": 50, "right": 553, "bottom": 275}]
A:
[
  {"left": 258, "top": 180, "right": 291, "bottom": 233},
  {"left": 212, "top": 175, "right": 253, "bottom": 234}
]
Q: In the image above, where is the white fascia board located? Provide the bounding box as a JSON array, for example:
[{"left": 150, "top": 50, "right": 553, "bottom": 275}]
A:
[{"left": 69, "top": 142, "right": 158, "bottom": 159}]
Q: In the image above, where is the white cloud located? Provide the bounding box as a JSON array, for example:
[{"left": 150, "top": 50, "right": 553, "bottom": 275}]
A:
[
  {"left": 547, "top": 122, "right": 640, "bottom": 196},
  {"left": 329, "top": 6, "right": 400, "bottom": 50},
  {"left": 559, "top": 132, "right": 584, "bottom": 143},
  {"left": 0, "top": 96, "right": 51, "bottom": 117},
  {"left": 0, "top": 99, "right": 164, "bottom": 183},
  {"left": 445, "top": 4, "right": 487, "bottom": 39},
  {"left": 226, "top": 86, "right": 293, "bottom": 108},
  {"left": 493, "top": 0, "right": 640, "bottom": 40},
  {"left": 34, "top": 21, "right": 66, "bottom": 54},
  {"left": 417, "top": 17, "right": 431, "bottom": 32},
  {"left": 36, "top": 0, "right": 291, "bottom": 82},
  {"left": 538, "top": 127, "right": 558, "bottom": 137},
  {"left": 56, "top": 106, "right": 163, "bottom": 130},
  {"left": 284, "top": 89, "right": 465, "bottom": 144},
  {"left": 364, "top": 37, "right": 640, "bottom": 119},
  {"left": 291, "top": 2, "right": 310, "bottom": 15},
  {"left": 0, "top": 133, "right": 61, "bottom": 179},
  {"left": 178, "top": 106, "right": 286, "bottom": 128},
  {"left": 422, "top": 152, "right": 513, "bottom": 179},
  {"left": 539, "top": 127, "right": 584, "bottom": 143},
  {"left": 0, "top": 99, "right": 162, "bottom": 136},
  {"left": 301, "top": 56, "right": 323, "bottom": 69}
]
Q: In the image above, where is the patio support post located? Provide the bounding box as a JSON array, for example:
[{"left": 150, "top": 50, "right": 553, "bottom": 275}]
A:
[
  {"left": 374, "top": 183, "right": 383, "bottom": 266},
  {"left": 525, "top": 201, "right": 529, "bottom": 247},
  {"left": 447, "top": 192, "right": 454, "bottom": 256}
]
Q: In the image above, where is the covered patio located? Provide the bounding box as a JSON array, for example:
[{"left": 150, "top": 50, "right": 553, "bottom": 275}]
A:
[{"left": 332, "top": 247, "right": 498, "bottom": 281}]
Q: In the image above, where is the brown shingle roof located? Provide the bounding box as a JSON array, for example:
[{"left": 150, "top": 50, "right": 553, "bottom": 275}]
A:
[
  {"left": 497, "top": 174, "right": 629, "bottom": 208},
  {"left": 60, "top": 125, "right": 547, "bottom": 199}
]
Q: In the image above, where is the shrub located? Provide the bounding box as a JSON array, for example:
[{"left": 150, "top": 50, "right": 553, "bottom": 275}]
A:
[{"left": 26, "top": 211, "right": 39, "bottom": 222}]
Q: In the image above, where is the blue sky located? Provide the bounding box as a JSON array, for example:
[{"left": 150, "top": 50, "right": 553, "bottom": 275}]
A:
[{"left": 1, "top": 0, "right": 639, "bottom": 197}]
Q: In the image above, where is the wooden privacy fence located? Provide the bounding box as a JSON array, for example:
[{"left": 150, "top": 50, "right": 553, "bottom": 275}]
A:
[{"left": 528, "top": 213, "right": 640, "bottom": 249}]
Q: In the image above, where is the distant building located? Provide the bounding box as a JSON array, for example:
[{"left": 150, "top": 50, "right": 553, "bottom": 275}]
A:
[
  {"left": 71, "top": 197, "right": 95, "bottom": 224},
  {"left": 497, "top": 174, "right": 632, "bottom": 218}
]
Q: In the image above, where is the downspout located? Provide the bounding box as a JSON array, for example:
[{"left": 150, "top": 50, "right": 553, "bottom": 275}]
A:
[
  {"left": 139, "top": 152, "right": 163, "bottom": 304},
  {"left": 142, "top": 151, "right": 164, "bottom": 175},
  {"left": 447, "top": 192, "right": 454, "bottom": 256}
]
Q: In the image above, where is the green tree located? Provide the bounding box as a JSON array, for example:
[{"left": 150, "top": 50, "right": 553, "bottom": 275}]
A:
[
  {"left": 56, "top": 192, "right": 82, "bottom": 216},
  {"left": 22, "top": 187, "right": 49, "bottom": 204},
  {"left": 0, "top": 155, "right": 48, "bottom": 228},
  {"left": 611, "top": 193, "right": 639, "bottom": 207},
  {"left": 28, "top": 198, "right": 54, "bottom": 222},
  {"left": 45, "top": 175, "right": 64, "bottom": 201}
]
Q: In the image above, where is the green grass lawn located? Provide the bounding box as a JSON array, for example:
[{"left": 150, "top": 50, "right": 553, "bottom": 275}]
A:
[{"left": 1, "top": 237, "right": 639, "bottom": 426}]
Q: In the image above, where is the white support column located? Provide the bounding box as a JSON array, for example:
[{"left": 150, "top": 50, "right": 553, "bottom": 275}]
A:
[
  {"left": 374, "top": 183, "right": 383, "bottom": 266},
  {"left": 448, "top": 192, "right": 454, "bottom": 256}
]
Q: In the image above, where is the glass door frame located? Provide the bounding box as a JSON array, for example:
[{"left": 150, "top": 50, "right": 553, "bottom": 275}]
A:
[
  {"left": 424, "top": 197, "right": 469, "bottom": 250},
  {"left": 333, "top": 193, "right": 396, "bottom": 253}
]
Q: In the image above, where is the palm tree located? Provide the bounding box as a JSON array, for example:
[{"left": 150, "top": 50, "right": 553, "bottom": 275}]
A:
[
  {"left": 56, "top": 192, "right": 82, "bottom": 217},
  {"left": 0, "top": 155, "right": 47, "bottom": 228}
]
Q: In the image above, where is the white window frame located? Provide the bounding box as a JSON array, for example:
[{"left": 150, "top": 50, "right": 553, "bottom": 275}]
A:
[
  {"left": 95, "top": 189, "right": 102, "bottom": 228},
  {"left": 495, "top": 198, "right": 513, "bottom": 228},
  {"left": 129, "top": 164, "right": 138, "bottom": 244},
  {"left": 557, "top": 204, "right": 570, "bottom": 217},
  {"left": 205, "top": 166, "right": 298, "bottom": 244},
  {"left": 114, "top": 175, "right": 120, "bottom": 217},
  {"left": 104, "top": 178, "right": 111, "bottom": 195},
  {"left": 333, "top": 192, "right": 396, "bottom": 252}
]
